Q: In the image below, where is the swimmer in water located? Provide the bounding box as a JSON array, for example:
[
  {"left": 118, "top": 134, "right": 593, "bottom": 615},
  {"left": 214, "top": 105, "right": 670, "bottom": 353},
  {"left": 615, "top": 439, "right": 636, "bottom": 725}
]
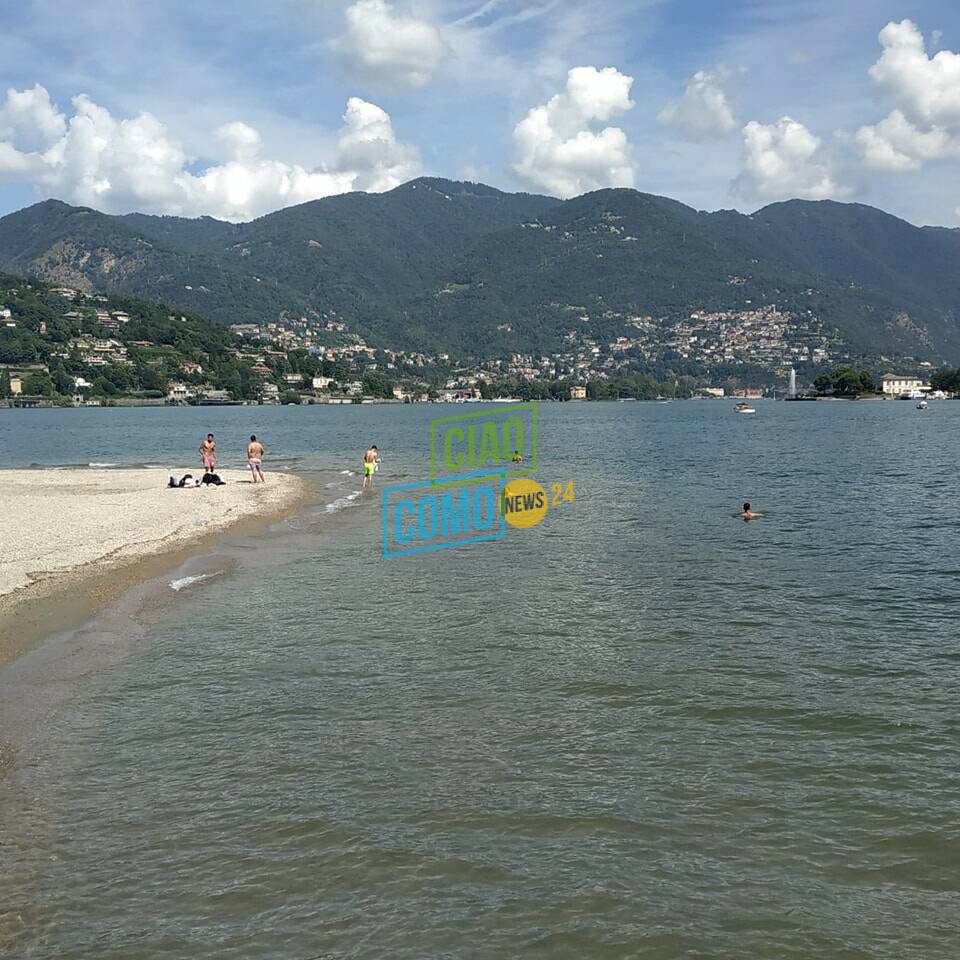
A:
[
  {"left": 511, "top": 449, "right": 523, "bottom": 463},
  {"left": 740, "top": 501, "right": 762, "bottom": 520}
]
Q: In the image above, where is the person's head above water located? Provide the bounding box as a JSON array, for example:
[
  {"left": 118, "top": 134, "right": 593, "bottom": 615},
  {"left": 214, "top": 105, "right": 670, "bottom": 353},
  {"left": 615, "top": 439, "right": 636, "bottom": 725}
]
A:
[
  {"left": 372, "top": 445, "right": 378, "bottom": 450},
  {"left": 250, "top": 435, "right": 257, "bottom": 442},
  {"left": 743, "top": 502, "right": 751, "bottom": 512},
  {"left": 207, "top": 433, "right": 214, "bottom": 440}
]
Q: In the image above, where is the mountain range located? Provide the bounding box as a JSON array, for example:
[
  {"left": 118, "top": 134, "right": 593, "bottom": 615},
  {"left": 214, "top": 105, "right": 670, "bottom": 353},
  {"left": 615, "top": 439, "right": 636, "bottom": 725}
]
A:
[{"left": 0, "top": 177, "right": 958, "bottom": 362}]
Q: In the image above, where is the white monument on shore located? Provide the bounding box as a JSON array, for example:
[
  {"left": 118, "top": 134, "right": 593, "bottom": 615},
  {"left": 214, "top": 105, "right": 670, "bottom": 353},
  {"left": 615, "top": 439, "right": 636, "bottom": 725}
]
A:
[{"left": 788, "top": 367, "right": 797, "bottom": 399}]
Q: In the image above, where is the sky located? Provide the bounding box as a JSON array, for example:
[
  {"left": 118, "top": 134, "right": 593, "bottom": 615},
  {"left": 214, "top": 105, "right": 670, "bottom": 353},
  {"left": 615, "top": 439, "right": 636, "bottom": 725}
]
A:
[{"left": 0, "top": 0, "right": 958, "bottom": 225}]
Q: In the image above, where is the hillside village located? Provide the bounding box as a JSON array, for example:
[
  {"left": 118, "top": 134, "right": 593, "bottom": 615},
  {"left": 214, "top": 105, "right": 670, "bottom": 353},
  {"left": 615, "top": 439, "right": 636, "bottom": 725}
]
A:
[{"left": 0, "top": 275, "right": 951, "bottom": 406}]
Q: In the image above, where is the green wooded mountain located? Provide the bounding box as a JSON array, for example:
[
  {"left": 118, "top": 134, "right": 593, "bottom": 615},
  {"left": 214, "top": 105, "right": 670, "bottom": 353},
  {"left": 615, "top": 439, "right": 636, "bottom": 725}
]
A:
[{"left": 0, "top": 177, "right": 958, "bottom": 361}]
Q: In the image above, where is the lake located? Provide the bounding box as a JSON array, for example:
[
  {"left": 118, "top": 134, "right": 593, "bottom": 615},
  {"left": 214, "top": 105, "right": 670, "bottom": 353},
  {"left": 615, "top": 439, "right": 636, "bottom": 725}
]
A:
[{"left": 1, "top": 400, "right": 958, "bottom": 959}]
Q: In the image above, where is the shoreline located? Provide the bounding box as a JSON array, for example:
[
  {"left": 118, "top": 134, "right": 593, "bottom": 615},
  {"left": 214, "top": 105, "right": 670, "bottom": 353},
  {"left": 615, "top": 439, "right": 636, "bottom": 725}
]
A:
[{"left": 0, "top": 468, "right": 313, "bottom": 670}]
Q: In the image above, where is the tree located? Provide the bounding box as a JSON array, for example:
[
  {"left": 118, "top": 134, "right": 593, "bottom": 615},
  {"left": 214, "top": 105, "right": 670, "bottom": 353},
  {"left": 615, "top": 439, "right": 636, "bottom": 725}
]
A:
[
  {"left": 362, "top": 371, "right": 394, "bottom": 398},
  {"left": 280, "top": 390, "right": 301, "bottom": 405},
  {"left": 23, "top": 371, "right": 55, "bottom": 396},
  {"left": 0, "top": 368, "right": 10, "bottom": 398},
  {"left": 221, "top": 368, "right": 243, "bottom": 400},
  {"left": 815, "top": 366, "right": 874, "bottom": 396},
  {"left": 930, "top": 367, "right": 960, "bottom": 393},
  {"left": 50, "top": 360, "right": 73, "bottom": 395},
  {"left": 92, "top": 376, "right": 118, "bottom": 396},
  {"left": 138, "top": 364, "right": 168, "bottom": 392}
]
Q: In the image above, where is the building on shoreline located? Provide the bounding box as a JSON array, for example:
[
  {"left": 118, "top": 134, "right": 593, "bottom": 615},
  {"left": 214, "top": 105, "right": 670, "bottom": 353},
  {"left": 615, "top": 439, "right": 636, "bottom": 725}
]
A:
[{"left": 880, "top": 374, "right": 927, "bottom": 396}]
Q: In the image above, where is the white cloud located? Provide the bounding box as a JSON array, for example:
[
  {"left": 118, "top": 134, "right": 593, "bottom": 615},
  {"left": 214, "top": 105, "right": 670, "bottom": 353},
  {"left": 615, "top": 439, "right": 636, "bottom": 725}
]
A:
[
  {"left": 855, "top": 110, "right": 960, "bottom": 172},
  {"left": 512, "top": 66, "right": 635, "bottom": 198},
  {"left": 0, "top": 86, "right": 421, "bottom": 220},
  {"left": 0, "top": 84, "right": 67, "bottom": 153},
  {"left": 657, "top": 67, "right": 739, "bottom": 141},
  {"left": 335, "top": 0, "right": 445, "bottom": 88},
  {"left": 335, "top": 96, "right": 421, "bottom": 191},
  {"left": 869, "top": 20, "right": 960, "bottom": 129},
  {"left": 0, "top": 141, "right": 39, "bottom": 175},
  {"left": 736, "top": 116, "right": 849, "bottom": 202},
  {"left": 214, "top": 121, "right": 263, "bottom": 162},
  {"left": 855, "top": 20, "right": 960, "bottom": 173}
]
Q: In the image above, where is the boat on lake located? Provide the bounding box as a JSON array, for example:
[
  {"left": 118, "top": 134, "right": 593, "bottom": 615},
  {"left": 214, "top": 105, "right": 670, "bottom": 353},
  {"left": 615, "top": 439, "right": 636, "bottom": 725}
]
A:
[{"left": 734, "top": 402, "right": 756, "bottom": 414}]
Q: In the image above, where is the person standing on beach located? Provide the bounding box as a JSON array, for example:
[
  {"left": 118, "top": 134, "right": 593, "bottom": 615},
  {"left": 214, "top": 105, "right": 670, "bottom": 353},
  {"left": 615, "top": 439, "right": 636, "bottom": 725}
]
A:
[
  {"left": 199, "top": 434, "right": 217, "bottom": 472},
  {"left": 248, "top": 435, "right": 265, "bottom": 483},
  {"left": 363, "top": 445, "right": 379, "bottom": 489}
]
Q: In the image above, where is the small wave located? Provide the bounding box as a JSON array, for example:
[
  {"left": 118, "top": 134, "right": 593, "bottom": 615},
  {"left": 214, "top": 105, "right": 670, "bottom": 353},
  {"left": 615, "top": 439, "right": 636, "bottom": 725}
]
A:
[
  {"left": 89, "top": 462, "right": 120, "bottom": 468},
  {"left": 169, "top": 571, "right": 221, "bottom": 592},
  {"left": 325, "top": 490, "right": 363, "bottom": 514},
  {"left": 340, "top": 470, "right": 355, "bottom": 476}
]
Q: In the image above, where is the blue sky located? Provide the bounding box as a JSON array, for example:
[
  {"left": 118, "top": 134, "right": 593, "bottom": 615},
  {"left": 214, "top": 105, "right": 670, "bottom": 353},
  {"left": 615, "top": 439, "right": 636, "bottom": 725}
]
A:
[{"left": 0, "top": 0, "right": 958, "bottom": 224}]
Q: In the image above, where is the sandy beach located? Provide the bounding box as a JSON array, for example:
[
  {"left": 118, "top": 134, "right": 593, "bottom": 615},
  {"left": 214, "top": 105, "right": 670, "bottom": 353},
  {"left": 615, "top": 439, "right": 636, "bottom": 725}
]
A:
[{"left": 0, "top": 467, "right": 306, "bottom": 603}]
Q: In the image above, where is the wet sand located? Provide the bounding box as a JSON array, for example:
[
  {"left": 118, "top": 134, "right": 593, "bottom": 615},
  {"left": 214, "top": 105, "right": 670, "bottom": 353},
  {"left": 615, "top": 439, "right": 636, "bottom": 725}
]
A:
[{"left": 0, "top": 468, "right": 309, "bottom": 667}]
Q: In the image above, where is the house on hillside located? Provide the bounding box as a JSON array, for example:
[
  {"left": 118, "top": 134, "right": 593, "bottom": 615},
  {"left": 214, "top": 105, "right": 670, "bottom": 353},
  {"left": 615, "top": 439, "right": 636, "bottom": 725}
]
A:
[
  {"left": 167, "top": 382, "right": 193, "bottom": 402},
  {"left": 230, "top": 324, "right": 261, "bottom": 337},
  {"left": 569, "top": 385, "right": 587, "bottom": 400}
]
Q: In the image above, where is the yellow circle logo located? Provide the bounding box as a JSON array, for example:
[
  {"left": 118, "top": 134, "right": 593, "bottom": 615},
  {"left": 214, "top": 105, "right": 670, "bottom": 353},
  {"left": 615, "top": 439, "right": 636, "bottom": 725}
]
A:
[{"left": 502, "top": 477, "right": 548, "bottom": 529}]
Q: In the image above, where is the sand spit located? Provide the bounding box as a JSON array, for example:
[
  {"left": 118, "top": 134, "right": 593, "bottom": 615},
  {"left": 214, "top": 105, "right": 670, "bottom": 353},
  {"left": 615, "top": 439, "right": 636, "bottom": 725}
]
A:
[{"left": 0, "top": 468, "right": 306, "bottom": 601}]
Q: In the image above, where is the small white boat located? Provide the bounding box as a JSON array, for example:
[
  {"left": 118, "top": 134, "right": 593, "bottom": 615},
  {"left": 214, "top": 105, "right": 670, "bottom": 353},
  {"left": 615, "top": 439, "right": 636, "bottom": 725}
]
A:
[
  {"left": 916, "top": 399, "right": 928, "bottom": 410},
  {"left": 735, "top": 402, "right": 756, "bottom": 415}
]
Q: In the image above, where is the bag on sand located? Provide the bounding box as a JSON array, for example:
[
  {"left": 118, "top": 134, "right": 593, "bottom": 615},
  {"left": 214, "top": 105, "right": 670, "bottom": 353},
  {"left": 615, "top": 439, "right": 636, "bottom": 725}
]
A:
[{"left": 201, "top": 472, "right": 225, "bottom": 486}]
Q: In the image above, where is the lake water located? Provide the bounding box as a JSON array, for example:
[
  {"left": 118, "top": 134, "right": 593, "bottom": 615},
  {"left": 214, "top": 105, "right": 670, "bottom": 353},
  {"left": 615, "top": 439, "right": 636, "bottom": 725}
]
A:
[{"left": 1, "top": 401, "right": 959, "bottom": 959}]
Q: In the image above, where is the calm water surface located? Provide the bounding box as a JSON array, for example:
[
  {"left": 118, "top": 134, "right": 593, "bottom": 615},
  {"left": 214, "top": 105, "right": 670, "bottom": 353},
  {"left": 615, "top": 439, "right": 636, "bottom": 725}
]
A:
[{"left": 1, "top": 401, "right": 958, "bottom": 959}]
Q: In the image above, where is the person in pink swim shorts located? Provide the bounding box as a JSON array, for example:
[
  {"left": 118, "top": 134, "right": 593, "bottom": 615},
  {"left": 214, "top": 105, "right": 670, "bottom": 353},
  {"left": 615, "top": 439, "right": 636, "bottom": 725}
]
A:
[
  {"left": 247, "top": 435, "right": 265, "bottom": 482},
  {"left": 199, "top": 433, "right": 217, "bottom": 471}
]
